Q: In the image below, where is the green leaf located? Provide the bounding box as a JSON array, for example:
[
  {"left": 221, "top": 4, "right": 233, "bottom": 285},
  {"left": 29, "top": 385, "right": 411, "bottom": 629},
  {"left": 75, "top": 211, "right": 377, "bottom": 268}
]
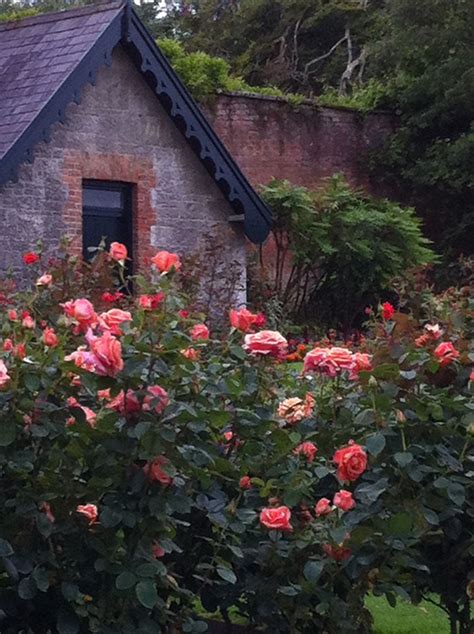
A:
[
  {"left": 0, "top": 538, "right": 14, "bottom": 556},
  {"left": 61, "top": 582, "right": 79, "bottom": 601},
  {"left": 136, "top": 580, "right": 158, "bottom": 609},
  {"left": 304, "top": 561, "right": 323, "bottom": 583},
  {"left": 116, "top": 571, "right": 137, "bottom": 590},
  {"left": 32, "top": 567, "right": 49, "bottom": 592},
  {"left": 99, "top": 507, "right": 122, "bottom": 528},
  {"left": 0, "top": 421, "right": 16, "bottom": 447},
  {"left": 278, "top": 585, "right": 299, "bottom": 596},
  {"left": 216, "top": 566, "right": 237, "bottom": 584},
  {"left": 365, "top": 433, "right": 386, "bottom": 456},
  {"left": 394, "top": 452, "right": 413, "bottom": 467},
  {"left": 388, "top": 513, "right": 412, "bottom": 536},
  {"left": 447, "top": 482, "right": 465, "bottom": 506},
  {"left": 18, "top": 576, "right": 36, "bottom": 600}
]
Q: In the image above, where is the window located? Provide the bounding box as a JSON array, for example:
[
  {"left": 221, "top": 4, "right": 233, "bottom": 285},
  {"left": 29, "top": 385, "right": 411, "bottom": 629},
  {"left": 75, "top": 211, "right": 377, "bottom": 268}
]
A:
[{"left": 82, "top": 181, "right": 133, "bottom": 269}]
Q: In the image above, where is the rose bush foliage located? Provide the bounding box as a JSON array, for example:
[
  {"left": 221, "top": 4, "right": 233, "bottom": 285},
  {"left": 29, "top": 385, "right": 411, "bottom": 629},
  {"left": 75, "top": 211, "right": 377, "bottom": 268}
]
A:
[{"left": 0, "top": 246, "right": 472, "bottom": 633}]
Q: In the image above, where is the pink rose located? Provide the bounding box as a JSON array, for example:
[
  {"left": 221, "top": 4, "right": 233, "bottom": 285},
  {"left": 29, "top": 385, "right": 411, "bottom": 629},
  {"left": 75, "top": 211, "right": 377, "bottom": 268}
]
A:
[
  {"left": 7, "top": 309, "right": 17, "bottom": 321},
  {"left": 0, "top": 360, "right": 11, "bottom": 389},
  {"left": 333, "top": 490, "right": 355, "bottom": 512},
  {"left": 67, "top": 397, "right": 96, "bottom": 428},
  {"left": 62, "top": 298, "right": 97, "bottom": 332},
  {"left": 152, "top": 541, "right": 165, "bottom": 558},
  {"left": 239, "top": 475, "right": 252, "bottom": 489},
  {"left": 243, "top": 330, "right": 288, "bottom": 358},
  {"left": 151, "top": 250, "right": 181, "bottom": 273},
  {"left": 434, "top": 341, "right": 460, "bottom": 367},
  {"left": 85, "top": 330, "right": 124, "bottom": 377},
  {"left": 293, "top": 441, "right": 318, "bottom": 463},
  {"left": 39, "top": 501, "right": 55, "bottom": 523},
  {"left": 315, "top": 498, "right": 333, "bottom": 517},
  {"left": 350, "top": 352, "right": 373, "bottom": 379},
  {"left": 181, "top": 347, "right": 199, "bottom": 360},
  {"left": 144, "top": 456, "right": 173, "bottom": 485},
  {"left": 333, "top": 442, "right": 367, "bottom": 482},
  {"left": 424, "top": 323, "right": 442, "bottom": 340},
  {"left": 137, "top": 293, "right": 165, "bottom": 310},
  {"left": 109, "top": 242, "right": 128, "bottom": 263},
  {"left": 2, "top": 338, "right": 13, "bottom": 352},
  {"left": 304, "top": 346, "right": 354, "bottom": 377},
  {"left": 229, "top": 308, "right": 259, "bottom": 333},
  {"left": 22, "top": 315, "right": 35, "bottom": 329},
  {"left": 278, "top": 393, "right": 315, "bottom": 425},
  {"left": 323, "top": 543, "right": 351, "bottom": 562},
  {"left": 98, "top": 308, "right": 132, "bottom": 335},
  {"left": 190, "top": 323, "right": 209, "bottom": 340},
  {"left": 43, "top": 327, "right": 59, "bottom": 348},
  {"left": 143, "top": 385, "right": 169, "bottom": 415},
  {"left": 260, "top": 506, "right": 292, "bottom": 532},
  {"left": 36, "top": 273, "right": 52, "bottom": 287},
  {"left": 76, "top": 504, "right": 98, "bottom": 524},
  {"left": 102, "top": 389, "right": 141, "bottom": 415}
]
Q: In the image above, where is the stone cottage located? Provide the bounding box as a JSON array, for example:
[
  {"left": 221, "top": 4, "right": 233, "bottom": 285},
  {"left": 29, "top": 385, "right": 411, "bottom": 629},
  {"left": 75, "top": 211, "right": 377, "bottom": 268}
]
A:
[{"left": 0, "top": 1, "right": 271, "bottom": 281}]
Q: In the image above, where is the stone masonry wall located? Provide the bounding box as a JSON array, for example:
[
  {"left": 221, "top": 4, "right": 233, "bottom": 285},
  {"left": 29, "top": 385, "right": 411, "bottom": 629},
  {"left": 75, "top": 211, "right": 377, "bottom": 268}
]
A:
[
  {"left": 0, "top": 46, "right": 245, "bottom": 282},
  {"left": 205, "top": 93, "right": 396, "bottom": 193}
]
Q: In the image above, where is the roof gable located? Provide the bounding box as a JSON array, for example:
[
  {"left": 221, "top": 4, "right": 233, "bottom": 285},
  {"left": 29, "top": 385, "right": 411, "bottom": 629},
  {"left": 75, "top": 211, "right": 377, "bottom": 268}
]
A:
[{"left": 0, "top": 2, "right": 271, "bottom": 243}]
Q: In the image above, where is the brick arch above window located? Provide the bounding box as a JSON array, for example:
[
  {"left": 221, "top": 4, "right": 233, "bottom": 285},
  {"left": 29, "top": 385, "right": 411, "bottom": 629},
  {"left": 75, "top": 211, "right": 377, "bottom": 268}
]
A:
[{"left": 62, "top": 151, "right": 156, "bottom": 271}]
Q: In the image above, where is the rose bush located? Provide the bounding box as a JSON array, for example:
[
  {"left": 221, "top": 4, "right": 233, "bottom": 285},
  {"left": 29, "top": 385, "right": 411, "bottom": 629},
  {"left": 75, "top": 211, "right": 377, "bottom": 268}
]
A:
[{"left": 0, "top": 245, "right": 365, "bottom": 633}]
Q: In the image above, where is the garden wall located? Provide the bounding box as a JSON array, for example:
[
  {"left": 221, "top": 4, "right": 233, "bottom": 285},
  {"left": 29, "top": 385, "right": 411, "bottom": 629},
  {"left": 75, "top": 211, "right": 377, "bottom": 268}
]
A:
[{"left": 205, "top": 93, "right": 397, "bottom": 194}]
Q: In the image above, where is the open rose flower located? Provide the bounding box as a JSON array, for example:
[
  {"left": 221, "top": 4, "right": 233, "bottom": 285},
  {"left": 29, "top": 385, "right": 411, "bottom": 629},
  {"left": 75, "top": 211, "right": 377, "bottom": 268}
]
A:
[
  {"left": 22, "top": 315, "right": 35, "bottom": 329},
  {"left": 98, "top": 308, "right": 132, "bottom": 335},
  {"left": 293, "top": 441, "right": 318, "bottom": 463},
  {"left": 334, "top": 441, "right": 367, "bottom": 482},
  {"left": 425, "top": 323, "right": 443, "bottom": 340},
  {"left": 278, "top": 393, "right": 315, "bottom": 425},
  {"left": 151, "top": 250, "right": 181, "bottom": 273},
  {"left": 62, "top": 298, "right": 97, "bottom": 332},
  {"left": 229, "top": 307, "right": 260, "bottom": 332},
  {"left": 67, "top": 397, "right": 96, "bottom": 428},
  {"left": 36, "top": 273, "right": 52, "bottom": 287},
  {"left": 76, "top": 504, "right": 98, "bottom": 525},
  {"left": 243, "top": 330, "right": 288, "bottom": 358},
  {"left": 43, "top": 327, "right": 59, "bottom": 348},
  {"left": 239, "top": 475, "right": 252, "bottom": 489},
  {"left": 333, "top": 490, "right": 355, "bottom": 512},
  {"left": 101, "top": 389, "right": 141, "bottom": 415},
  {"left": 190, "top": 323, "right": 209, "bottom": 340},
  {"left": 315, "top": 498, "right": 333, "bottom": 517},
  {"left": 23, "top": 251, "right": 40, "bottom": 265},
  {"left": 109, "top": 242, "right": 127, "bottom": 263},
  {"left": 304, "top": 346, "right": 354, "bottom": 377},
  {"left": 138, "top": 293, "right": 165, "bottom": 310},
  {"left": 434, "top": 341, "right": 460, "bottom": 367},
  {"left": 2, "top": 338, "right": 13, "bottom": 352},
  {"left": 144, "top": 456, "right": 173, "bottom": 485},
  {"left": 8, "top": 309, "right": 17, "bottom": 321},
  {"left": 350, "top": 352, "right": 373, "bottom": 379},
  {"left": 143, "top": 385, "right": 169, "bottom": 415},
  {"left": 181, "top": 347, "right": 199, "bottom": 360},
  {"left": 84, "top": 330, "right": 124, "bottom": 377},
  {"left": 380, "top": 302, "right": 395, "bottom": 320},
  {"left": 0, "top": 360, "right": 11, "bottom": 389},
  {"left": 260, "top": 506, "right": 292, "bottom": 532}
]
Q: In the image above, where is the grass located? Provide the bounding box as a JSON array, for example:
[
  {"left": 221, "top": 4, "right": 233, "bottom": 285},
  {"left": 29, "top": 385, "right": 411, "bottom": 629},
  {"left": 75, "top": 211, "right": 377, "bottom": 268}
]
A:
[{"left": 367, "top": 595, "right": 449, "bottom": 634}]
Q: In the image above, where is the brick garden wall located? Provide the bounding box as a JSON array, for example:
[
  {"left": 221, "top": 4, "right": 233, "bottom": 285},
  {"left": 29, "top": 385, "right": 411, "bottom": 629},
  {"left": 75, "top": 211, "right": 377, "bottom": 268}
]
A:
[
  {"left": 0, "top": 46, "right": 245, "bottom": 280},
  {"left": 205, "top": 93, "right": 397, "bottom": 194}
]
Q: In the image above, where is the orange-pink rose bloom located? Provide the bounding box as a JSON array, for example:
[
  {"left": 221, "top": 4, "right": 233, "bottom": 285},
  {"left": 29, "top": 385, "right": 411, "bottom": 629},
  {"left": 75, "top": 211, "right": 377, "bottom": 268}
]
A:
[
  {"left": 293, "top": 441, "right": 318, "bottom": 463},
  {"left": 62, "top": 298, "right": 97, "bottom": 332},
  {"left": 243, "top": 330, "right": 288, "bottom": 358},
  {"left": 101, "top": 389, "right": 141, "bottom": 415},
  {"left": 434, "top": 341, "right": 460, "bottom": 367},
  {"left": 333, "top": 442, "right": 367, "bottom": 482},
  {"left": 143, "top": 385, "right": 169, "bottom": 415},
  {"left": 333, "top": 490, "right": 355, "bottom": 512},
  {"left": 277, "top": 393, "right": 315, "bottom": 425},
  {"left": 98, "top": 308, "right": 132, "bottom": 335},
  {"left": 260, "top": 506, "right": 292, "bottom": 532},
  {"left": 0, "top": 360, "right": 11, "bottom": 389},
  {"left": 36, "top": 273, "right": 52, "bottom": 287},
  {"left": 229, "top": 308, "right": 259, "bottom": 332},
  {"left": 304, "top": 346, "right": 354, "bottom": 377},
  {"left": 85, "top": 330, "right": 124, "bottom": 376},
  {"left": 151, "top": 250, "right": 181, "bottom": 273},
  {"left": 76, "top": 503, "right": 98, "bottom": 524},
  {"left": 43, "top": 327, "right": 59, "bottom": 348},
  {"left": 190, "top": 323, "right": 209, "bottom": 340},
  {"left": 315, "top": 498, "right": 333, "bottom": 517},
  {"left": 144, "top": 456, "right": 173, "bottom": 485},
  {"left": 109, "top": 242, "right": 128, "bottom": 263}
]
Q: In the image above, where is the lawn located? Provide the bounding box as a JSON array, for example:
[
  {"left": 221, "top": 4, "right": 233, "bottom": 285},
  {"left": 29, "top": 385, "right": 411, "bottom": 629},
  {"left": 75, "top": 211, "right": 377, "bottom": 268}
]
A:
[{"left": 367, "top": 595, "right": 449, "bottom": 634}]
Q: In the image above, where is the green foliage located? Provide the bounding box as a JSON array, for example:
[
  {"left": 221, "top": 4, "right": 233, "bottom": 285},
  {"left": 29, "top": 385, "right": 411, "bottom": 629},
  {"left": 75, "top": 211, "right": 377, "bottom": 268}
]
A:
[
  {"left": 319, "top": 79, "right": 390, "bottom": 112},
  {"left": 256, "top": 175, "right": 435, "bottom": 332}
]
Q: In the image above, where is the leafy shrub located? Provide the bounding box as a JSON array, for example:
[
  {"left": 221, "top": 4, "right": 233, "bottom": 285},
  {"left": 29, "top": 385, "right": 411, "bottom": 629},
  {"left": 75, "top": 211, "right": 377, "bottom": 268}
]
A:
[
  {"left": 0, "top": 243, "right": 471, "bottom": 633},
  {"left": 256, "top": 175, "right": 435, "bottom": 333}
]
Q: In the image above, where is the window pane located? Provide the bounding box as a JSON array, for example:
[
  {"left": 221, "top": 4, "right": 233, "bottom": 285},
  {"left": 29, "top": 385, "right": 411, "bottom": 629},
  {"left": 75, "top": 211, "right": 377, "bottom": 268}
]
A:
[{"left": 83, "top": 187, "right": 123, "bottom": 209}]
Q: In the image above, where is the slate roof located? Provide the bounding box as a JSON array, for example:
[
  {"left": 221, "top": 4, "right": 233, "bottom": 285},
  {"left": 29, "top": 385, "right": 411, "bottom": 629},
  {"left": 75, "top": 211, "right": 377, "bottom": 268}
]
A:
[{"left": 0, "top": 2, "right": 272, "bottom": 243}]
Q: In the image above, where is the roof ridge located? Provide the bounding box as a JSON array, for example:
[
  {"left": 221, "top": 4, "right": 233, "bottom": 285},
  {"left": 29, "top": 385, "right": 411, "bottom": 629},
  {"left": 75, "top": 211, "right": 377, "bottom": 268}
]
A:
[{"left": 0, "top": 1, "right": 123, "bottom": 31}]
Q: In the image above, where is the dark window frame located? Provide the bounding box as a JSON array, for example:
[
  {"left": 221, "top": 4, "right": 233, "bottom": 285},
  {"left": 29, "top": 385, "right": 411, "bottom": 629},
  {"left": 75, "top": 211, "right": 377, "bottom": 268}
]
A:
[{"left": 82, "top": 179, "right": 134, "bottom": 271}]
